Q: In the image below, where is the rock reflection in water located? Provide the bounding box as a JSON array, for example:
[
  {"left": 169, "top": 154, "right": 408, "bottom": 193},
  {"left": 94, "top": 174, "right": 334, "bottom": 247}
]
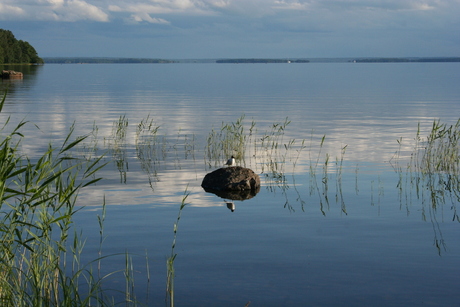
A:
[
  {"left": 202, "top": 186, "right": 260, "bottom": 212},
  {"left": 202, "top": 186, "right": 260, "bottom": 201}
]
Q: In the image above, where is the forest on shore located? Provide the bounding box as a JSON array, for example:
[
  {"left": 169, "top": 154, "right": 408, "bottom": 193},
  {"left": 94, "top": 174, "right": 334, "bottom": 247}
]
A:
[
  {"left": 43, "top": 57, "right": 176, "bottom": 64},
  {"left": 0, "top": 29, "right": 43, "bottom": 65}
]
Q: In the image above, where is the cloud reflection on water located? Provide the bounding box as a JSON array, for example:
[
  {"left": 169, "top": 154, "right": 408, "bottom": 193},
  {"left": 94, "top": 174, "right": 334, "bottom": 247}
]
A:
[{"left": 1, "top": 63, "right": 459, "bottom": 213}]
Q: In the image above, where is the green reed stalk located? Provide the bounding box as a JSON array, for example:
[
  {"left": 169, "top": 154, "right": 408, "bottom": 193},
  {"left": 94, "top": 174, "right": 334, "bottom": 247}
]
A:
[
  {"left": 308, "top": 134, "right": 326, "bottom": 176},
  {"left": 205, "top": 115, "right": 251, "bottom": 167},
  {"left": 420, "top": 119, "right": 460, "bottom": 174},
  {"left": 166, "top": 186, "right": 189, "bottom": 307},
  {"left": 108, "top": 115, "right": 129, "bottom": 183},
  {"left": 135, "top": 116, "right": 165, "bottom": 190},
  {"left": 293, "top": 139, "right": 306, "bottom": 169},
  {"left": 0, "top": 90, "right": 137, "bottom": 306},
  {"left": 391, "top": 119, "right": 460, "bottom": 239},
  {"left": 124, "top": 251, "right": 135, "bottom": 305}
]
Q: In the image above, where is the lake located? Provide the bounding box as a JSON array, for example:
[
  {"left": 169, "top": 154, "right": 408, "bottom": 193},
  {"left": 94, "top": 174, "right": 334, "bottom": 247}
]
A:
[{"left": 1, "top": 62, "right": 460, "bottom": 306}]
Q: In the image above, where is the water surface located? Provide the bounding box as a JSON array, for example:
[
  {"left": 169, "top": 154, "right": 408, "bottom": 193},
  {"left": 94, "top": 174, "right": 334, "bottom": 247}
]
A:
[{"left": 1, "top": 62, "right": 459, "bottom": 306}]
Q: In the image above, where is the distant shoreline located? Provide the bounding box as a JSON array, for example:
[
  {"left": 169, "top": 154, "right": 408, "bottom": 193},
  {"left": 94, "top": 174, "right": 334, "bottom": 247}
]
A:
[
  {"left": 41, "top": 57, "right": 460, "bottom": 64},
  {"left": 350, "top": 57, "right": 460, "bottom": 63},
  {"left": 216, "top": 59, "right": 309, "bottom": 63},
  {"left": 42, "top": 57, "right": 177, "bottom": 64}
]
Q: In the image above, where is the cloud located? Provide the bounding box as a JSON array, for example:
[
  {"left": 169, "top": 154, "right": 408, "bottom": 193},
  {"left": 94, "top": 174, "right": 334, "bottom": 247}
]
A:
[
  {"left": 2, "top": 0, "right": 459, "bottom": 58},
  {"left": 0, "top": 0, "right": 109, "bottom": 22},
  {"left": 0, "top": 3, "right": 26, "bottom": 17},
  {"left": 107, "top": 0, "right": 220, "bottom": 17},
  {"left": 127, "top": 12, "right": 170, "bottom": 24},
  {"left": 0, "top": 0, "right": 456, "bottom": 23},
  {"left": 269, "top": 0, "right": 449, "bottom": 12},
  {"left": 58, "top": 0, "right": 109, "bottom": 21}
]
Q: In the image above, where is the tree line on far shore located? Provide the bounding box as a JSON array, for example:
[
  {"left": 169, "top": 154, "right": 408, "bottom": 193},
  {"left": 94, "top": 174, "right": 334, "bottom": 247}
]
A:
[
  {"left": 0, "top": 29, "right": 43, "bottom": 65},
  {"left": 216, "top": 59, "right": 309, "bottom": 63},
  {"left": 350, "top": 57, "right": 460, "bottom": 63},
  {"left": 43, "top": 57, "right": 176, "bottom": 64}
]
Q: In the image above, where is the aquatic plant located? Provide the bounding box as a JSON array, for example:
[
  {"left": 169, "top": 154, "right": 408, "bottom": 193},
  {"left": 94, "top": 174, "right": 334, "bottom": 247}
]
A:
[
  {"left": 0, "top": 91, "right": 113, "bottom": 306},
  {"left": 166, "top": 187, "right": 189, "bottom": 307},
  {"left": 106, "top": 115, "right": 129, "bottom": 183},
  {"left": 400, "top": 120, "right": 460, "bottom": 203},
  {"left": 390, "top": 119, "right": 460, "bottom": 254},
  {"left": 420, "top": 119, "right": 460, "bottom": 174},
  {"left": 0, "top": 91, "right": 150, "bottom": 306},
  {"left": 135, "top": 115, "right": 162, "bottom": 189},
  {"left": 205, "top": 115, "right": 251, "bottom": 167}
]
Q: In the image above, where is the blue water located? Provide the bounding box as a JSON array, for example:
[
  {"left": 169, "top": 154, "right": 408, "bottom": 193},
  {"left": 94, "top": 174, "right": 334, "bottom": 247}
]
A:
[{"left": 1, "top": 62, "right": 460, "bottom": 306}]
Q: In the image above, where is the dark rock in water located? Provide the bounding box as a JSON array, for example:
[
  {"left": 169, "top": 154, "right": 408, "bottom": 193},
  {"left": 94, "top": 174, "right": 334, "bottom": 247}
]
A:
[
  {"left": 1, "top": 70, "right": 23, "bottom": 79},
  {"left": 201, "top": 166, "right": 260, "bottom": 193}
]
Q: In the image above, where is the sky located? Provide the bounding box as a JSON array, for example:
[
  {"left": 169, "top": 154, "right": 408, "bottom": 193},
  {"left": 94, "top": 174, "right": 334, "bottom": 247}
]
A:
[{"left": 0, "top": 0, "right": 459, "bottom": 59}]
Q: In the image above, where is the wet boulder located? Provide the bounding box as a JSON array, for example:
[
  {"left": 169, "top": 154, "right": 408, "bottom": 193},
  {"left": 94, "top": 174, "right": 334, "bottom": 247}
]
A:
[
  {"left": 201, "top": 166, "right": 260, "bottom": 192},
  {"left": 1, "top": 70, "right": 23, "bottom": 79}
]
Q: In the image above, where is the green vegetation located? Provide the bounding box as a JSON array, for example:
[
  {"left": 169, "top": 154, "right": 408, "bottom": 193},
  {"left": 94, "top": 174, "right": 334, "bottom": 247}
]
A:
[
  {"left": 107, "top": 115, "right": 129, "bottom": 183},
  {"left": 98, "top": 113, "right": 460, "bottom": 220},
  {"left": 0, "top": 91, "right": 125, "bottom": 306},
  {"left": 44, "top": 57, "right": 176, "bottom": 64},
  {"left": 391, "top": 120, "right": 460, "bottom": 254},
  {"left": 166, "top": 187, "right": 189, "bottom": 307},
  {"left": 419, "top": 119, "right": 460, "bottom": 174},
  {"left": 0, "top": 29, "right": 43, "bottom": 64}
]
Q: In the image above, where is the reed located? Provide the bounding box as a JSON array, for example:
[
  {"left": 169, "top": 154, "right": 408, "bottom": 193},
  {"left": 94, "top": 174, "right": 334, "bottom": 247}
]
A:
[
  {"left": 107, "top": 115, "right": 129, "bottom": 183},
  {"left": 135, "top": 115, "right": 162, "bottom": 189},
  {"left": 105, "top": 115, "right": 308, "bottom": 185},
  {"left": 135, "top": 115, "right": 160, "bottom": 161},
  {"left": 205, "top": 115, "right": 297, "bottom": 170},
  {"left": 308, "top": 133, "right": 326, "bottom": 177},
  {"left": 390, "top": 120, "right": 459, "bottom": 254},
  {"left": 420, "top": 119, "right": 460, "bottom": 174},
  {"left": 398, "top": 120, "right": 460, "bottom": 199},
  {"left": 258, "top": 118, "right": 292, "bottom": 173},
  {"left": 0, "top": 91, "right": 146, "bottom": 306},
  {"left": 166, "top": 187, "right": 189, "bottom": 307},
  {"left": 205, "top": 115, "right": 249, "bottom": 167}
]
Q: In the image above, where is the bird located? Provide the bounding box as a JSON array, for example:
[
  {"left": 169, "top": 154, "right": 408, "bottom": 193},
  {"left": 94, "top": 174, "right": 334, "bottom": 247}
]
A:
[{"left": 225, "top": 155, "right": 235, "bottom": 167}]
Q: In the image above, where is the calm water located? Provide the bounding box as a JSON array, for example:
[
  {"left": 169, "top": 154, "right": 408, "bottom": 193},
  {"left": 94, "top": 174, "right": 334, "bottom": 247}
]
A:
[{"left": 1, "top": 63, "right": 460, "bottom": 306}]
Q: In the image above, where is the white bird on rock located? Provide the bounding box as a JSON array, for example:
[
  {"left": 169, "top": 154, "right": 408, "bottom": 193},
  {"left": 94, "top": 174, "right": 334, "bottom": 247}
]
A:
[{"left": 225, "top": 155, "right": 235, "bottom": 167}]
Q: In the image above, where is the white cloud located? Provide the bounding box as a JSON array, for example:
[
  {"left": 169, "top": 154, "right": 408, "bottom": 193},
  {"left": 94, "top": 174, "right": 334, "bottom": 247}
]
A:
[
  {"left": 327, "top": 0, "right": 446, "bottom": 11},
  {"left": 0, "top": 0, "right": 109, "bottom": 22},
  {"left": 107, "top": 0, "right": 219, "bottom": 16},
  {"left": 128, "top": 12, "right": 170, "bottom": 24},
  {"left": 2, "top": 0, "right": 460, "bottom": 59},
  {"left": 58, "top": 0, "right": 109, "bottom": 21},
  {"left": 0, "top": 0, "right": 456, "bottom": 23},
  {"left": 270, "top": 0, "right": 449, "bottom": 12},
  {"left": 0, "top": 3, "right": 26, "bottom": 17},
  {"left": 273, "top": 0, "right": 310, "bottom": 10}
]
